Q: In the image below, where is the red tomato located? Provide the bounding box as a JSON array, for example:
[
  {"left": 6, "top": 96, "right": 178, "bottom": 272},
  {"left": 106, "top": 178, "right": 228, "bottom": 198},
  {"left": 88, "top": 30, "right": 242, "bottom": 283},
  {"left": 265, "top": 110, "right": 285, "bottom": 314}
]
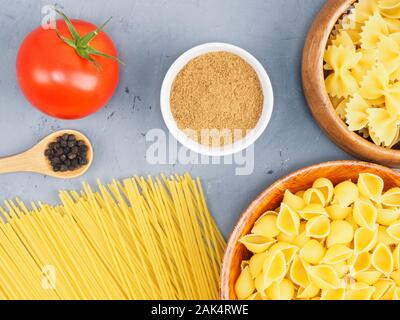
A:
[{"left": 16, "top": 19, "right": 119, "bottom": 119}]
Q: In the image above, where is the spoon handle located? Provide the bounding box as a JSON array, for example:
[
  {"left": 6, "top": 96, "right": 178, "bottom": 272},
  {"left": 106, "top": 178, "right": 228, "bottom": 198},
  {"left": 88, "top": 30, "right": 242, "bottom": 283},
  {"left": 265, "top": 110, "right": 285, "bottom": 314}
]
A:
[{"left": 0, "top": 150, "right": 44, "bottom": 174}]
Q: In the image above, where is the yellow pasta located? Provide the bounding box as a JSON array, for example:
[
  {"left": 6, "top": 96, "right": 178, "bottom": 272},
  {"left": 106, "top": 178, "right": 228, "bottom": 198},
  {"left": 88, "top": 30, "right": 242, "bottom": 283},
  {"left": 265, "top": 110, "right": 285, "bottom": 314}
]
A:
[
  {"left": 333, "top": 180, "right": 359, "bottom": 207},
  {"left": 236, "top": 172, "right": 400, "bottom": 300},
  {"left": 324, "top": 45, "right": 361, "bottom": 98},
  {"left": 378, "top": 225, "right": 398, "bottom": 245},
  {"left": 321, "top": 245, "right": 353, "bottom": 265},
  {"left": 346, "top": 283, "right": 376, "bottom": 300},
  {"left": 321, "top": 287, "right": 346, "bottom": 300},
  {"left": 349, "top": 252, "right": 372, "bottom": 275},
  {"left": 0, "top": 174, "right": 226, "bottom": 300},
  {"left": 306, "top": 215, "right": 331, "bottom": 239},
  {"left": 235, "top": 266, "right": 255, "bottom": 300},
  {"left": 358, "top": 172, "right": 384, "bottom": 202},
  {"left": 355, "top": 270, "right": 382, "bottom": 285},
  {"left": 326, "top": 204, "right": 352, "bottom": 220},
  {"left": 265, "top": 279, "right": 295, "bottom": 300},
  {"left": 249, "top": 253, "right": 268, "bottom": 279},
  {"left": 283, "top": 190, "right": 306, "bottom": 211},
  {"left": 298, "top": 204, "right": 328, "bottom": 220},
  {"left": 387, "top": 221, "right": 400, "bottom": 241},
  {"left": 325, "top": 0, "right": 400, "bottom": 149},
  {"left": 376, "top": 208, "right": 399, "bottom": 225},
  {"left": 353, "top": 199, "right": 378, "bottom": 229},
  {"left": 290, "top": 256, "right": 310, "bottom": 288},
  {"left": 251, "top": 212, "right": 280, "bottom": 238},
  {"left": 372, "top": 243, "right": 394, "bottom": 276},
  {"left": 307, "top": 265, "right": 342, "bottom": 291},
  {"left": 262, "top": 251, "right": 287, "bottom": 290},
  {"left": 297, "top": 283, "right": 320, "bottom": 299},
  {"left": 239, "top": 235, "right": 275, "bottom": 254},
  {"left": 327, "top": 220, "right": 354, "bottom": 247},
  {"left": 300, "top": 240, "right": 326, "bottom": 264},
  {"left": 277, "top": 203, "right": 300, "bottom": 237},
  {"left": 381, "top": 187, "right": 400, "bottom": 206}
]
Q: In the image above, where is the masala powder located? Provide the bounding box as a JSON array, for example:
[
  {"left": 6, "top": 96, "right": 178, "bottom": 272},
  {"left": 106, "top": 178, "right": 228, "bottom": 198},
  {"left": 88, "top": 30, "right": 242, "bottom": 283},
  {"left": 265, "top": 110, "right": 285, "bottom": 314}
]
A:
[{"left": 170, "top": 51, "right": 264, "bottom": 147}]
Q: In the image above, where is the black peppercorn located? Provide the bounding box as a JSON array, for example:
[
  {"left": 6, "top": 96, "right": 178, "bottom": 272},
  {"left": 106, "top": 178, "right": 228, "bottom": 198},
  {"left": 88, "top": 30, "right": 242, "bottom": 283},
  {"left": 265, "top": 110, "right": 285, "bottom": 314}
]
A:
[{"left": 44, "top": 134, "right": 89, "bottom": 173}]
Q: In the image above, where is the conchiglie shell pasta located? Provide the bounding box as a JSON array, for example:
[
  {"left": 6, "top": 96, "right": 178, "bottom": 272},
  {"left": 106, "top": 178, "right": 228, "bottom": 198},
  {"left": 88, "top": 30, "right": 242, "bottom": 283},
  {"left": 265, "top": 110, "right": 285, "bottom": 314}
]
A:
[
  {"left": 235, "top": 266, "right": 255, "bottom": 300},
  {"left": 293, "top": 227, "right": 311, "bottom": 248},
  {"left": 327, "top": 220, "right": 354, "bottom": 247},
  {"left": 290, "top": 256, "right": 310, "bottom": 288},
  {"left": 392, "top": 287, "right": 400, "bottom": 300},
  {"left": 378, "top": 225, "right": 398, "bottom": 246},
  {"left": 391, "top": 270, "right": 400, "bottom": 286},
  {"left": 277, "top": 231, "right": 297, "bottom": 244},
  {"left": 303, "top": 188, "right": 326, "bottom": 206},
  {"left": 307, "top": 265, "right": 342, "bottom": 291},
  {"left": 321, "top": 288, "right": 346, "bottom": 300},
  {"left": 277, "top": 204, "right": 300, "bottom": 237},
  {"left": 236, "top": 172, "right": 400, "bottom": 300},
  {"left": 326, "top": 205, "right": 352, "bottom": 220},
  {"left": 372, "top": 279, "right": 396, "bottom": 300},
  {"left": 249, "top": 253, "right": 269, "bottom": 279},
  {"left": 246, "top": 292, "right": 264, "bottom": 300},
  {"left": 357, "top": 173, "right": 384, "bottom": 202},
  {"left": 334, "top": 181, "right": 359, "bottom": 207},
  {"left": 355, "top": 271, "right": 382, "bottom": 285},
  {"left": 313, "top": 178, "right": 334, "bottom": 204},
  {"left": 346, "top": 285, "right": 376, "bottom": 300},
  {"left": 377, "top": 208, "right": 399, "bottom": 225},
  {"left": 254, "top": 273, "right": 266, "bottom": 296},
  {"left": 331, "top": 261, "right": 349, "bottom": 278},
  {"left": 393, "top": 244, "right": 400, "bottom": 270},
  {"left": 381, "top": 188, "right": 400, "bottom": 207},
  {"left": 252, "top": 213, "right": 280, "bottom": 238},
  {"left": 354, "top": 227, "right": 378, "bottom": 254},
  {"left": 265, "top": 279, "right": 295, "bottom": 300},
  {"left": 269, "top": 242, "right": 299, "bottom": 265},
  {"left": 372, "top": 243, "right": 394, "bottom": 276},
  {"left": 322, "top": 245, "right": 353, "bottom": 265},
  {"left": 297, "top": 284, "right": 320, "bottom": 299},
  {"left": 262, "top": 251, "right": 287, "bottom": 290},
  {"left": 387, "top": 221, "right": 400, "bottom": 241},
  {"left": 298, "top": 204, "right": 328, "bottom": 220},
  {"left": 300, "top": 239, "right": 326, "bottom": 265},
  {"left": 306, "top": 216, "right": 331, "bottom": 239},
  {"left": 353, "top": 199, "right": 378, "bottom": 230},
  {"left": 239, "top": 235, "right": 276, "bottom": 254},
  {"left": 349, "top": 252, "right": 372, "bottom": 275},
  {"left": 283, "top": 190, "right": 306, "bottom": 211}
]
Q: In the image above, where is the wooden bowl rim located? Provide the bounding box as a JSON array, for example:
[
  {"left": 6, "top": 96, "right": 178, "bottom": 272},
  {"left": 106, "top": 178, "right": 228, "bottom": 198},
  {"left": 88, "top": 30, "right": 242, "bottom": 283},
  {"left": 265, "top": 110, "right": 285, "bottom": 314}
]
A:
[
  {"left": 220, "top": 160, "right": 400, "bottom": 300},
  {"left": 302, "top": 0, "right": 400, "bottom": 167}
]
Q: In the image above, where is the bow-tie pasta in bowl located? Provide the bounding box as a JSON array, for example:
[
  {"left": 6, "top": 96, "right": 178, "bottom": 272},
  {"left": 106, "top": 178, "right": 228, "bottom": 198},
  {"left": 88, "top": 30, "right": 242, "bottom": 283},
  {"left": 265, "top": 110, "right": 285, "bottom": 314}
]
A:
[
  {"left": 221, "top": 161, "right": 400, "bottom": 300},
  {"left": 303, "top": 0, "right": 400, "bottom": 167}
]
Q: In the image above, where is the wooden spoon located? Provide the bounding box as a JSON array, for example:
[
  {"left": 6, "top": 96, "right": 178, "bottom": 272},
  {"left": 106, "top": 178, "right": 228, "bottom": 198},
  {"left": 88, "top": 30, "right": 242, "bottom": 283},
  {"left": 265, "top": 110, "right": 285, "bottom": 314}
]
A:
[{"left": 0, "top": 130, "right": 93, "bottom": 179}]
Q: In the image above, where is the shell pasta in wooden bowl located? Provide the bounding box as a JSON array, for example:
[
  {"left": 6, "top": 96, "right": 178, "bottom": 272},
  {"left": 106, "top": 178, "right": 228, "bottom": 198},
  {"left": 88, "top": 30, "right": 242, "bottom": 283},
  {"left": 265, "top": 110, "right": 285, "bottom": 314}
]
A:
[
  {"left": 221, "top": 161, "right": 400, "bottom": 300},
  {"left": 302, "top": 0, "right": 400, "bottom": 167}
]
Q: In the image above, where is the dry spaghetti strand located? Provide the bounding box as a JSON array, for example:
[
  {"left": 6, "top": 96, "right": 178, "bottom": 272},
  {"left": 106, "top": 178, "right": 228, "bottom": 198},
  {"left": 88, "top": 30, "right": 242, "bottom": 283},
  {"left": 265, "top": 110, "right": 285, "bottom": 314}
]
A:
[{"left": 0, "top": 174, "right": 226, "bottom": 300}]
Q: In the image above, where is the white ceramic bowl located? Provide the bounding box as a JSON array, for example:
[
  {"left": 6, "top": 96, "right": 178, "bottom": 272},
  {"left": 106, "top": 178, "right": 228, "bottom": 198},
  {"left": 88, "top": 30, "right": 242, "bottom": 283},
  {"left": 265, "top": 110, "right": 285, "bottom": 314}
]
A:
[{"left": 160, "top": 42, "right": 274, "bottom": 157}]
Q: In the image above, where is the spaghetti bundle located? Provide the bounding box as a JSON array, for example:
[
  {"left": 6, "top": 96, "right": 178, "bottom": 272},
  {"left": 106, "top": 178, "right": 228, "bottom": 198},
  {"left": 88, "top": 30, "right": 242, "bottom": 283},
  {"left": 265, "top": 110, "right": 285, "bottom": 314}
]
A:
[{"left": 0, "top": 174, "right": 226, "bottom": 300}]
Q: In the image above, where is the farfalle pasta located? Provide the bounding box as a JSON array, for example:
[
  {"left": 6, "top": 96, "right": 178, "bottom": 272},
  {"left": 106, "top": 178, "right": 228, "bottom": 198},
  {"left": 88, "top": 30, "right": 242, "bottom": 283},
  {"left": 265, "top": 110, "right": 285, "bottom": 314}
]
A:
[
  {"left": 324, "top": 0, "right": 400, "bottom": 148},
  {"left": 235, "top": 173, "right": 400, "bottom": 300}
]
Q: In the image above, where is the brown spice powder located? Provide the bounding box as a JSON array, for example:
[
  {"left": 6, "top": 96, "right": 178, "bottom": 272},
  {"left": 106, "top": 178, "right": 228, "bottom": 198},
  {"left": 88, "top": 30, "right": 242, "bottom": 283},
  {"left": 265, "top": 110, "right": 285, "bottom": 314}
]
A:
[{"left": 170, "top": 51, "right": 264, "bottom": 147}]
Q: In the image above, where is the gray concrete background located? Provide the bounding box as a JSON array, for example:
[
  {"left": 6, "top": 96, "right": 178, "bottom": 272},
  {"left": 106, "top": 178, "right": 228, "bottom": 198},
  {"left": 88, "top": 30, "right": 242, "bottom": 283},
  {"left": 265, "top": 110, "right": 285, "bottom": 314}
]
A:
[{"left": 0, "top": 0, "right": 352, "bottom": 237}]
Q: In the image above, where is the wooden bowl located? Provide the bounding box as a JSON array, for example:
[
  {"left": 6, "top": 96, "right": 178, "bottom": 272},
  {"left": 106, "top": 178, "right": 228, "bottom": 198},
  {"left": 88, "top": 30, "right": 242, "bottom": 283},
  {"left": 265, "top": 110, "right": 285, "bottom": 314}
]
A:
[
  {"left": 302, "top": 0, "right": 400, "bottom": 168},
  {"left": 220, "top": 160, "right": 400, "bottom": 300}
]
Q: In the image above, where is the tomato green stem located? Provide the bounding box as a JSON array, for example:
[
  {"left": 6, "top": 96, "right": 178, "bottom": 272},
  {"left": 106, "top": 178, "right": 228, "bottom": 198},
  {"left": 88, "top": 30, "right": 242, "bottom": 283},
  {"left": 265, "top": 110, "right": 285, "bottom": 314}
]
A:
[{"left": 52, "top": 7, "right": 124, "bottom": 70}]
